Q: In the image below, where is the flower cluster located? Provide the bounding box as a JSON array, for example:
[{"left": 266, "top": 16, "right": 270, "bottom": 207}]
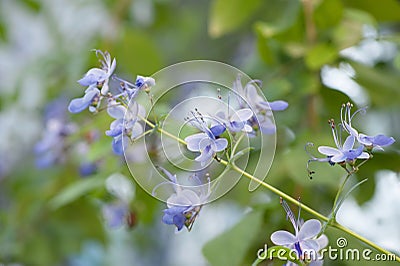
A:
[
  {"left": 308, "top": 102, "right": 395, "bottom": 175},
  {"left": 68, "top": 51, "right": 290, "bottom": 232},
  {"left": 68, "top": 50, "right": 155, "bottom": 156},
  {"left": 271, "top": 199, "right": 328, "bottom": 265},
  {"left": 183, "top": 75, "right": 288, "bottom": 165},
  {"left": 155, "top": 167, "right": 211, "bottom": 231}
]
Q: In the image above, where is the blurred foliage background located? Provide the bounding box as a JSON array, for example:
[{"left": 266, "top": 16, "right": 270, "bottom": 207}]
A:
[{"left": 0, "top": 0, "right": 399, "bottom": 265}]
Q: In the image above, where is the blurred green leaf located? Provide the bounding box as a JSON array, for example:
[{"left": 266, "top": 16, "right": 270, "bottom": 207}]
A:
[
  {"left": 314, "top": 0, "right": 344, "bottom": 30},
  {"left": 305, "top": 43, "right": 338, "bottom": 70},
  {"left": 48, "top": 176, "right": 105, "bottom": 210},
  {"left": 203, "top": 210, "right": 263, "bottom": 266},
  {"left": 115, "top": 29, "right": 164, "bottom": 76},
  {"left": 344, "top": 0, "right": 400, "bottom": 22},
  {"left": 208, "top": 0, "right": 262, "bottom": 37}
]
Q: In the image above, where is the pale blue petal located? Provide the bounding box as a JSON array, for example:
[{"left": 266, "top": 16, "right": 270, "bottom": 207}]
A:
[
  {"left": 232, "top": 108, "right": 253, "bottom": 122},
  {"left": 107, "top": 104, "right": 126, "bottom": 119},
  {"left": 271, "top": 230, "right": 297, "bottom": 245},
  {"left": 300, "top": 239, "right": 320, "bottom": 253},
  {"left": 298, "top": 219, "right": 321, "bottom": 240},
  {"left": 318, "top": 146, "right": 341, "bottom": 156},
  {"left": 78, "top": 68, "right": 107, "bottom": 86},
  {"left": 214, "top": 138, "right": 228, "bottom": 152},
  {"left": 331, "top": 153, "right": 346, "bottom": 163},
  {"left": 342, "top": 135, "right": 355, "bottom": 151},
  {"left": 68, "top": 89, "right": 99, "bottom": 113},
  {"left": 185, "top": 133, "right": 207, "bottom": 152}
]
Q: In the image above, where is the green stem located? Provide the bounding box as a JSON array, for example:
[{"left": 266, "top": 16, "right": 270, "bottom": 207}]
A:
[
  {"left": 138, "top": 115, "right": 400, "bottom": 262},
  {"left": 331, "top": 173, "right": 351, "bottom": 219}
]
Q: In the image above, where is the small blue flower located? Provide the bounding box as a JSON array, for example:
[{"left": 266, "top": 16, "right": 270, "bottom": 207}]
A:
[
  {"left": 135, "top": 75, "right": 155, "bottom": 90},
  {"left": 233, "top": 75, "right": 288, "bottom": 134},
  {"left": 156, "top": 167, "right": 210, "bottom": 231},
  {"left": 271, "top": 199, "right": 326, "bottom": 263},
  {"left": 341, "top": 102, "right": 395, "bottom": 150},
  {"left": 184, "top": 110, "right": 227, "bottom": 165},
  {"left": 215, "top": 108, "right": 253, "bottom": 133},
  {"left": 78, "top": 50, "right": 116, "bottom": 95},
  {"left": 318, "top": 120, "right": 369, "bottom": 163},
  {"left": 105, "top": 100, "right": 145, "bottom": 156}
]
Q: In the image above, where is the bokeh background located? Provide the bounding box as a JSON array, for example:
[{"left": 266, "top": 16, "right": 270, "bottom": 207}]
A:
[{"left": 0, "top": 0, "right": 399, "bottom": 265}]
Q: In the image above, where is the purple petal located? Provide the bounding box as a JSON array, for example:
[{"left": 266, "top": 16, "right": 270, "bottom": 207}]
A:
[
  {"left": 210, "top": 124, "right": 226, "bottom": 137},
  {"left": 298, "top": 219, "right": 321, "bottom": 240},
  {"left": 360, "top": 134, "right": 395, "bottom": 147},
  {"left": 343, "top": 145, "right": 364, "bottom": 160},
  {"left": 269, "top": 100, "right": 289, "bottom": 111},
  {"left": 271, "top": 230, "right": 297, "bottom": 245}
]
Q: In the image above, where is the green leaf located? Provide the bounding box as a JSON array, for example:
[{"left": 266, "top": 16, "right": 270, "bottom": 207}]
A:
[
  {"left": 314, "top": 0, "right": 344, "bottom": 30},
  {"left": 344, "top": 0, "right": 400, "bottom": 22},
  {"left": 202, "top": 210, "right": 263, "bottom": 266},
  {"left": 252, "top": 245, "right": 301, "bottom": 266},
  {"left": 48, "top": 176, "right": 105, "bottom": 210},
  {"left": 208, "top": 0, "right": 262, "bottom": 37},
  {"left": 305, "top": 43, "right": 338, "bottom": 70}
]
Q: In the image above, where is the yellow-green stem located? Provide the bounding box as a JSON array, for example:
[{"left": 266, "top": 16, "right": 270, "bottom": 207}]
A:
[{"left": 138, "top": 115, "right": 400, "bottom": 262}]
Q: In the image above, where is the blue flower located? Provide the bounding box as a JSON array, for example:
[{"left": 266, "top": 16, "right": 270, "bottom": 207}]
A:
[
  {"left": 233, "top": 75, "right": 288, "bottom": 134},
  {"left": 318, "top": 120, "right": 369, "bottom": 164},
  {"left": 184, "top": 110, "right": 227, "bottom": 165},
  {"left": 271, "top": 199, "right": 327, "bottom": 263},
  {"left": 77, "top": 50, "right": 116, "bottom": 95},
  {"left": 68, "top": 50, "right": 116, "bottom": 113},
  {"left": 156, "top": 167, "right": 210, "bottom": 231},
  {"left": 341, "top": 102, "right": 395, "bottom": 150},
  {"left": 135, "top": 75, "right": 155, "bottom": 90},
  {"left": 215, "top": 108, "right": 253, "bottom": 133},
  {"left": 105, "top": 100, "right": 145, "bottom": 156}
]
